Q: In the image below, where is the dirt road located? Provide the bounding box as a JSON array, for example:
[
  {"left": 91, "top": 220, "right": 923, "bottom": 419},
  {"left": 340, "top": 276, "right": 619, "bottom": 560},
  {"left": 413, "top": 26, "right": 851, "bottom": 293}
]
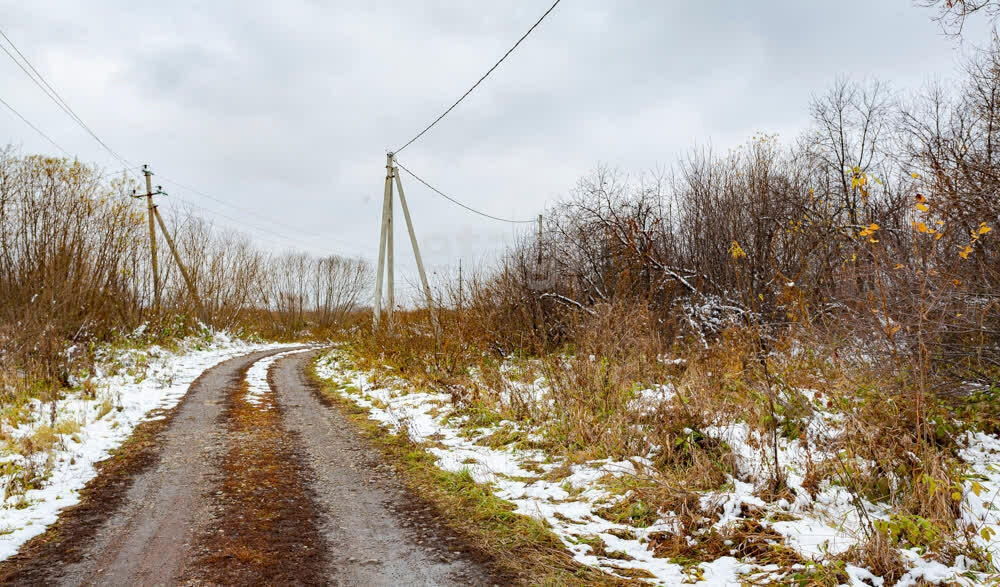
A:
[
  {"left": 0, "top": 348, "right": 494, "bottom": 586},
  {"left": 271, "top": 350, "right": 493, "bottom": 586}
]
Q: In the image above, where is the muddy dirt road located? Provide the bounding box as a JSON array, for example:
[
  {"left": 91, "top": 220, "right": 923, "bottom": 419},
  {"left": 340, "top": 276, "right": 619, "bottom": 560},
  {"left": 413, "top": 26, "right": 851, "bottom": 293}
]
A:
[
  {"left": 0, "top": 348, "right": 494, "bottom": 586},
  {"left": 271, "top": 350, "right": 493, "bottom": 586}
]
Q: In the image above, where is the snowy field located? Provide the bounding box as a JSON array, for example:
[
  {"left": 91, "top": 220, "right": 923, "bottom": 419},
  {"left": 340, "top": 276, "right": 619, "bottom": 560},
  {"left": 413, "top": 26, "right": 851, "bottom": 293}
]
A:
[
  {"left": 0, "top": 333, "right": 296, "bottom": 560},
  {"left": 315, "top": 351, "right": 1000, "bottom": 586}
]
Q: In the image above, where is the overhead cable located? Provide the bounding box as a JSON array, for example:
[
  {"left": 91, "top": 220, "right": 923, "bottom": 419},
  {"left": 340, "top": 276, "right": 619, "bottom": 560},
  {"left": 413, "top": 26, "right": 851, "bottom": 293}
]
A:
[
  {"left": 0, "top": 27, "right": 133, "bottom": 168},
  {"left": 393, "top": 0, "right": 562, "bottom": 154},
  {"left": 0, "top": 93, "right": 71, "bottom": 156},
  {"left": 395, "top": 160, "right": 535, "bottom": 224}
]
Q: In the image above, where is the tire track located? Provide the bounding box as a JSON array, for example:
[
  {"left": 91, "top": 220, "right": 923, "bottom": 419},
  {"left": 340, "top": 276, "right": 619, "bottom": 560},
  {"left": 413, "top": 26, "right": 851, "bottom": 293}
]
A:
[{"left": 183, "top": 349, "right": 328, "bottom": 584}]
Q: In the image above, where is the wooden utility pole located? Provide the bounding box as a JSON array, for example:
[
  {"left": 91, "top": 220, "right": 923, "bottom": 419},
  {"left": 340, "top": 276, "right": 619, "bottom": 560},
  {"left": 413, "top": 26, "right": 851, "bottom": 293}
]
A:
[
  {"left": 372, "top": 153, "right": 439, "bottom": 338},
  {"left": 132, "top": 165, "right": 160, "bottom": 309},
  {"left": 132, "top": 165, "right": 203, "bottom": 317}
]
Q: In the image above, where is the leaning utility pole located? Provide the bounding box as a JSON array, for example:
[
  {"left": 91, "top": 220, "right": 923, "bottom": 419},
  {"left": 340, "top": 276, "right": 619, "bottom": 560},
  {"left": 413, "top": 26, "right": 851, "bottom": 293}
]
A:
[
  {"left": 153, "top": 206, "right": 204, "bottom": 314},
  {"left": 132, "top": 165, "right": 204, "bottom": 317},
  {"left": 373, "top": 153, "right": 439, "bottom": 338}
]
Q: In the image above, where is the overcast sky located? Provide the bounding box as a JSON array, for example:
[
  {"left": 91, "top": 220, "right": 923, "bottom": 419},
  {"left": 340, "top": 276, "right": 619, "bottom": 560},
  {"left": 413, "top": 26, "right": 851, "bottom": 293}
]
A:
[{"left": 0, "top": 1, "right": 993, "bottom": 294}]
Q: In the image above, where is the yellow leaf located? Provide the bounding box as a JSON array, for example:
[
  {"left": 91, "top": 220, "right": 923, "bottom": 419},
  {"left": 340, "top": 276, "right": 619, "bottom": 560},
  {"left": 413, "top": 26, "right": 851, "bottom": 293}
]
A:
[
  {"left": 972, "top": 481, "right": 984, "bottom": 497},
  {"left": 895, "top": 263, "right": 904, "bottom": 269},
  {"left": 952, "top": 491, "right": 962, "bottom": 501},
  {"left": 953, "top": 279, "right": 962, "bottom": 286},
  {"left": 935, "top": 233, "right": 943, "bottom": 240},
  {"left": 916, "top": 194, "right": 927, "bottom": 203},
  {"left": 911, "top": 173, "right": 920, "bottom": 178},
  {"left": 729, "top": 241, "right": 746, "bottom": 259},
  {"left": 869, "top": 223, "right": 880, "bottom": 230},
  {"left": 917, "top": 222, "right": 929, "bottom": 233},
  {"left": 758, "top": 294, "right": 764, "bottom": 301},
  {"left": 980, "top": 225, "right": 992, "bottom": 235},
  {"left": 917, "top": 203, "right": 929, "bottom": 212}
]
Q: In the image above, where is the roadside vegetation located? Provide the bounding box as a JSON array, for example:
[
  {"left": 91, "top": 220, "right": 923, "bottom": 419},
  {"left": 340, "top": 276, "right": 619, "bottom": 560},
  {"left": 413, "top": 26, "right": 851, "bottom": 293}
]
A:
[
  {"left": 324, "top": 36, "right": 1000, "bottom": 585},
  {"left": 0, "top": 148, "right": 372, "bottom": 501}
]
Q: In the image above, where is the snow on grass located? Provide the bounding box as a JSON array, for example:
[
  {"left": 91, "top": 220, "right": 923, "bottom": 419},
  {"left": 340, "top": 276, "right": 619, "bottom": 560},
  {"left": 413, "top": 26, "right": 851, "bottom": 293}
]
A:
[
  {"left": 0, "top": 333, "right": 297, "bottom": 560},
  {"left": 315, "top": 351, "right": 1000, "bottom": 586}
]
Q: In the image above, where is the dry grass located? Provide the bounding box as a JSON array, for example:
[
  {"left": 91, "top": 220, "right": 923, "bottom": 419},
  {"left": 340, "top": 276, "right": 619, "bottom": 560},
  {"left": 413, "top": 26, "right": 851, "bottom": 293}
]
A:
[
  {"left": 308, "top": 361, "right": 627, "bottom": 585},
  {"left": 339, "top": 297, "right": 999, "bottom": 579}
]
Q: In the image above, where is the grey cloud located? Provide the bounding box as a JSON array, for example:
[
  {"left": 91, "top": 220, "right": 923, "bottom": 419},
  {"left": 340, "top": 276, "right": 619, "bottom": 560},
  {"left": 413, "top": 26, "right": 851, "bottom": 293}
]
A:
[{"left": 0, "top": 0, "right": 991, "bottom": 282}]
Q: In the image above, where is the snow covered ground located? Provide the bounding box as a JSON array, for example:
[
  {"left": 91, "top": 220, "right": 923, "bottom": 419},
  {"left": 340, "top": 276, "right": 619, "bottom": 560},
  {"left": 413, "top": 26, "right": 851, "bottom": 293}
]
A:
[
  {"left": 315, "top": 351, "right": 1000, "bottom": 586},
  {"left": 0, "top": 332, "right": 295, "bottom": 561}
]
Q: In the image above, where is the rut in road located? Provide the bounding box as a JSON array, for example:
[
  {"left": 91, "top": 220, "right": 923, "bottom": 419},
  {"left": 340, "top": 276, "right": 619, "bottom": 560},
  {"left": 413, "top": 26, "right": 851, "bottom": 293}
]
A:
[{"left": 270, "top": 350, "right": 496, "bottom": 586}]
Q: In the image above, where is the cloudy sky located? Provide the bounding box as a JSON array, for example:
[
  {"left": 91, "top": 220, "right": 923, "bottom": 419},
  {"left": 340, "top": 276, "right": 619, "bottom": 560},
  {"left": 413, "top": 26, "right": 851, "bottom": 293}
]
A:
[{"left": 0, "top": 1, "right": 992, "bottom": 294}]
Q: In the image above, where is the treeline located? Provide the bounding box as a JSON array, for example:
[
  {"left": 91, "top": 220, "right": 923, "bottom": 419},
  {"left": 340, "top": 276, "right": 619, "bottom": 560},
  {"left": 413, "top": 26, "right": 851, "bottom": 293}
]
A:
[
  {"left": 0, "top": 149, "right": 370, "bottom": 384},
  {"left": 459, "top": 46, "right": 1000, "bottom": 385}
]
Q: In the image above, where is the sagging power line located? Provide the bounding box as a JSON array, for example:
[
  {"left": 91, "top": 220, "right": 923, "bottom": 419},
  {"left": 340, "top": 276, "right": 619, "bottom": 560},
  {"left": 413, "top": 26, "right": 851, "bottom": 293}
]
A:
[
  {"left": 157, "top": 175, "right": 359, "bottom": 246},
  {"left": 394, "top": 160, "right": 536, "bottom": 224},
  {"left": 375, "top": 2, "right": 564, "bottom": 330},
  {"left": 393, "top": 0, "right": 562, "bottom": 155}
]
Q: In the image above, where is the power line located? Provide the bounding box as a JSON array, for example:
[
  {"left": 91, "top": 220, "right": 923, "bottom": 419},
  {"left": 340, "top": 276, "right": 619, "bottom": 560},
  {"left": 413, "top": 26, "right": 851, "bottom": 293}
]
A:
[
  {"left": 161, "top": 192, "right": 372, "bottom": 258},
  {"left": 395, "top": 160, "right": 535, "bottom": 224},
  {"left": 393, "top": 0, "right": 562, "bottom": 155},
  {"left": 0, "top": 94, "right": 71, "bottom": 156},
  {"left": 158, "top": 176, "right": 373, "bottom": 254},
  {"left": 158, "top": 175, "right": 331, "bottom": 240},
  {"left": 0, "top": 27, "right": 133, "bottom": 169}
]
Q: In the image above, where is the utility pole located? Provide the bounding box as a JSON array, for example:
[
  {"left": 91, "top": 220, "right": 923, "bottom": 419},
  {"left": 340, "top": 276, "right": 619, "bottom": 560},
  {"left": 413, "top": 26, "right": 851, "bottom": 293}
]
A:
[
  {"left": 374, "top": 154, "right": 393, "bottom": 331},
  {"left": 372, "top": 153, "right": 439, "bottom": 339},
  {"left": 133, "top": 165, "right": 160, "bottom": 310},
  {"left": 537, "top": 213, "right": 543, "bottom": 269},
  {"left": 387, "top": 163, "right": 395, "bottom": 325},
  {"left": 132, "top": 165, "right": 204, "bottom": 318}
]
